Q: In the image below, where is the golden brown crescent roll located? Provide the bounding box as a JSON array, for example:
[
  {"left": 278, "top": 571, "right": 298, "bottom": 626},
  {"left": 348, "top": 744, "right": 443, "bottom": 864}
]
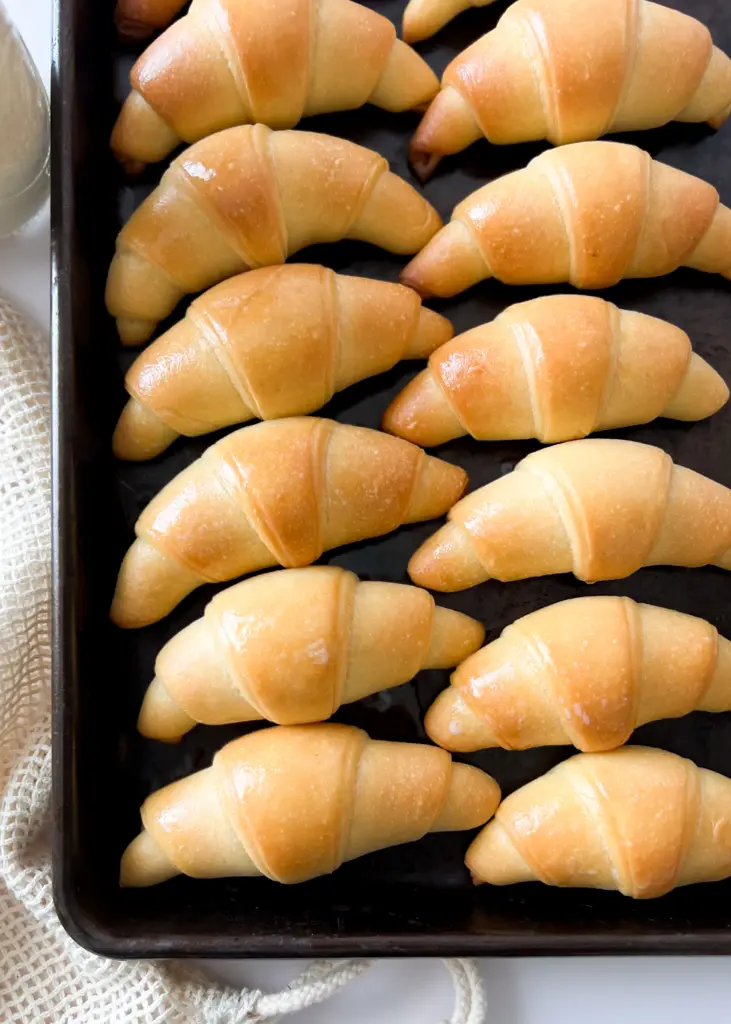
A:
[
  {"left": 120, "top": 723, "right": 501, "bottom": 886},
  {"left": 106, "top": 125, "right": 442, "bottom": 345},
  {"left": 139, "top": 566, "right": 485, "bottom": 741},
  {"left": 402, "top": 0, "right": 494, "bottom": 44},
  {"left": 400, "top": 142, "right": 731, "bottom": 299},
  {"left": 408, "top": 438, "right": 731, "bottom": 592},
  {"left": 426, "top": 597, "right": 731, "bottom": 753},
  {"left": 115, "top": 0, "right": 185, "bottom": 38},
  {"left": 112, "top": 0, "right": 439, "bottom": 171},
  {"left": 114, "top": 265, "right": 453, "bottom": 460},
  {"left": 467, "top": 746, "right": 731, "bottom": 898},
  {"left": 111, "top": 417, "right": 467, "bottom": 628},
  {"left": 382, "top": 295, "right": 728, "bottom": 447},
  {"left": 410, "top": 0, "right": 731, "bottom": 179}
]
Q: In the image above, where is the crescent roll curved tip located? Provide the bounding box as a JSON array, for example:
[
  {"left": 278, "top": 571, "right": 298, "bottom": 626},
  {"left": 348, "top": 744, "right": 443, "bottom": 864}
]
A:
[
  {"left": 371, "top": 38, "right": 441, "bottom": 113},
  {"left": 409, "top": 88, "right": 483, "bottom": 183},
  {"left": 113, "top": 398, "right": 180, "bottom": 461},
  {"left": 137, "top": 676, "right": 196, "bottom": 743},
  {"left": 402, "top": 0, "right": 492, "bottom": 43},
  {"left": 433, "top": 762, "right": 501, "bottom": 832},
  {"left": 120, "top": 829, "right": 179, "bottom": 888},
  {"left": 425, "top": 687, "right": 498, "bottom": 752},
  {"left": 409, "top": 521, "right": 489, "bottom": 592},
  {"left": 383, "top": 368, "right": 464, "bottom": 447},
  {"left": 400, "top": 220, "right": 486, "bottom": 299},
  {"left": 663, "top": 353, "right": 730, "bottom": 421},
  {"left": 111, "top": 539, "right": 202, "bottom": 629}
]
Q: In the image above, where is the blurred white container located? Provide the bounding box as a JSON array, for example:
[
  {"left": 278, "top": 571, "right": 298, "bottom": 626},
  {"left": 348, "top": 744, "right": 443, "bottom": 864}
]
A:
[{"left": 0, "top": 0, "right": 49, "bottom": 238}]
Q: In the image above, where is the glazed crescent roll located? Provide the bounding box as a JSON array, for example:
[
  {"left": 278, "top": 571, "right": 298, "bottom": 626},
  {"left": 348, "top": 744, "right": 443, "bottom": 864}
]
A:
[
  {"left": 106, "top": 125, "right": 442, "bottom": 345},
  {"left": 111, "top": 417, "right": 467, "bottom": 628},
  {"left": 113, "top": 0, "right": 439, "bottom": 171},
  {"left": 382, "top": 295, "right": 728, "bottom": 447},
  {"left": 402, "top": 0, "right": 494, "bottom": 44},
  {"left": 400, "top": 142, "right": 731, "bottom": 299},
  {"left": 467, "top": 746, "right": 731, "bottom": 898},
  {"left": 120, "top": 723, "right": 501, "bottom": 886},
  {"left": 410, "top": 0, "right": 731, "bottom": 179},
  {"left": 408, "top": 438, "right": 731, "bottom": 592},
  {"left": 139, "top": 566, "right": 485, "bottom": 741},
  {"left": 427, "top": 597, "right": 731, "bottom": 753},
  {"left": 114, "top": 265, "right": 453, "bottom": 460}
]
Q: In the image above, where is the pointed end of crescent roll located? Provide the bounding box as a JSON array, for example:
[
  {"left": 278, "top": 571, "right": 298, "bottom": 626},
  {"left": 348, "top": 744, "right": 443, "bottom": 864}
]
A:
[
  {"left": 111, "top": 91, "right": 180, "bottom": 172},
  {"left": 111, "top": 539, "right": 201, "bottom": 628},
  {"left": 405, "top": 306, "right": 454, "bottom": 359},
  {"left": 662, "top": 353, "right": 729, "bottom": 422},
  {"left": 409, "top": 521, "right": 488, "bottom": 592},
  {"left": 138, "top": 676, "right": 196, "bottom": 742},
  {"left": 354, "top": 172, "right": 442, "bottom": 254},
  {"left": 116, "top": 317, "right": 158, "bottom": 346},
  {"left": 369, "top": 38, "right": 440, "bottom": 113},
  {"left": 425, "top": 686, "right": 498, "bottom": 752},
  {"left": 120, "top": 829, "right": 180, "bottom": 888},
  {"left": 400, "top": 220, "right": 488, "bottom": 298},
  {"left": 402, "top": 0, "right": 468, "bottom": 42},
  {"left": 465, "top": 818, "right": 533, "bottom": 885},
  {"left": 410, "top": 87, "right": 483, "bottom": 183},
  {"left": 431, "top": 762, "right": 500, "bottom": 832},
  {"left": 698, "top": 636, "right": 731, "bottom": 712},
  {"left": 406, "top": 455, "right": 467, "bottom": 523},
  {"left": 708, "top": 101, "right": 731, "bottom": 131},
  {"left": 425, "top": 606, "right": 485, "bottom": 668},
  {"left": 113, "top": 398, "right": 181, "bottom": 461},
  {"left": 382, "top": 368, "right": 465, "bottom": 446}
]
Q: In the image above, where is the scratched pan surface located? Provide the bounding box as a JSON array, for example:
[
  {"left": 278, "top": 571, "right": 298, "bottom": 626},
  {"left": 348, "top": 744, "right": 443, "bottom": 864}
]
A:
[{"left": 52, "top": 0, "right": 731, "bottom": 956}]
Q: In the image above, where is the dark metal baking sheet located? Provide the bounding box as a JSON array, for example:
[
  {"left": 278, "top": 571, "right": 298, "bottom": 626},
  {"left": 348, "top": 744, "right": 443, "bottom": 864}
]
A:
[{"left": 52, "top": 0, "right": 731, "bottom": 956}]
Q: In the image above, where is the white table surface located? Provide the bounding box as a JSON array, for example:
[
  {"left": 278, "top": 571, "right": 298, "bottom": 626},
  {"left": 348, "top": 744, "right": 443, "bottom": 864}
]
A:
[{"left": 6, "top": 0, "right": 730, "bottom": 1019}]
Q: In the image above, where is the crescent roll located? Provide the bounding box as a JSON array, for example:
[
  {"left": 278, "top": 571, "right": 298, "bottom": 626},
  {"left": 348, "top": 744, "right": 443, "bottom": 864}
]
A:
[
  {"left": 112, "top": 0, "right": 439, "bottom": 171},
  {"left": 400, "top": 142, "right": 731, "bottom": 299},
  {"left": 467, "top": 747, "right": 731, "bottom": 898},
  {"left": 382, "top": 295, "right": 728, "bottom": 447},
  {"left": 426, "top": 597, "right": 731, "bottom": 753},
  {"left": 114, "top": 265, "right": 453, "bottom": 460},
  {"left": 408, "top": 439, "right": 731, "bottom": 592},
  {"left": 410, "top": 0, "right": 731, "bottom": 179},
  {"left": 121, "top": 723, "right": 501, "bottom": 886},
  {"left": 139, "top": 566, "right": 484, "bottom": 741},
  {"left": 111, "top": 417, "right": 467, "bottom": 627},
  {"left": 106, "top": 125, "right": 442, "bottom": 345}
]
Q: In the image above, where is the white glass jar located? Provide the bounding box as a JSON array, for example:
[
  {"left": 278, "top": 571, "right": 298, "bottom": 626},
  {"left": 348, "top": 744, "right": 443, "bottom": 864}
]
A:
[{"left": 0, "top": 1, "right": 50, "bottom": 239}]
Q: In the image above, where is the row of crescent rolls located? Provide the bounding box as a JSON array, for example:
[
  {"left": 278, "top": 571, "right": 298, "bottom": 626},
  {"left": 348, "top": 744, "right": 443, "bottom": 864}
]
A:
[{"left": 111, "top": 0, "right": 731, "bottom": 184}]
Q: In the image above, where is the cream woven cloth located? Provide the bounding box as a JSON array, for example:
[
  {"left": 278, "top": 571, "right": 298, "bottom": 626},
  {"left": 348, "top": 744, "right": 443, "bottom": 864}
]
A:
[{"left": 0, "top": 294, "right": 487, "bottom": 1024}]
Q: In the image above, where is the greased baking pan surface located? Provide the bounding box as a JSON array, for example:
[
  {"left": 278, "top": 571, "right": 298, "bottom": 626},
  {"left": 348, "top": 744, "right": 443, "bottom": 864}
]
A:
[{"left": 52, "top": 0, "right": 731, "bottom": 956}]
